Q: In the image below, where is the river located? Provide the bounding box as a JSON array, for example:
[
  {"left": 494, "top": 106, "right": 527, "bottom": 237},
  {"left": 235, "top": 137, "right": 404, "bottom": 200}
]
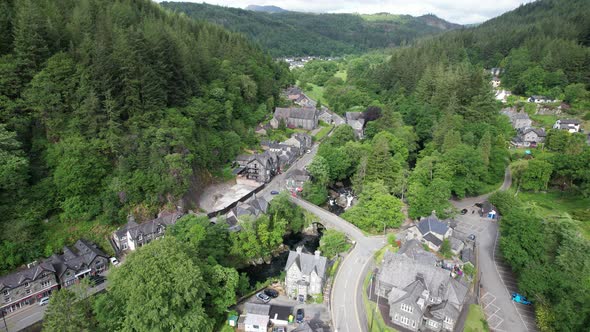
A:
[{"left": 238, "top": 229, "right": 324, "bottom": 287}]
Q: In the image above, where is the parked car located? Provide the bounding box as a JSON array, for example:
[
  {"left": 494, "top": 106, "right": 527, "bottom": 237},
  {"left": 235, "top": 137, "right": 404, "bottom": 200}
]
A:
[
  {"left": 296, "top": 308, "right": 304, "bottom": 323},
  {"left": 39, "top": 297, "right": 50, "bottom": 306},
  {"left": 468, "top": 234, "right": 476, "bottom": 241},
  {"left": 89, "top": 275, "right": 106, "bottom": 287},
  {"left": 256, "top": 292, "right": 271, "bottom": 303},
  {"left": 110, "top": 257, "right": 120, "bottom": 266},
  {"left": 264, "top": 288, "right": 279, "bottom": 298},
  {"left": 460, "top": 208, "right": 468, "bottom": 215},
  {"left": 272, "top": 327, "right": 286, "bottom": 332},
  {"left": 270, "top": 190, "right": 279, "bottom": 195},
  {"left": 512, "top": 292, "right": 532, "bottom": 305}
]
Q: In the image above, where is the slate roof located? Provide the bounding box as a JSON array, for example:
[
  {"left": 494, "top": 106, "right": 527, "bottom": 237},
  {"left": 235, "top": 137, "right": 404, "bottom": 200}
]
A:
[
  {"left": 461, "top": 248, "right": 475, "bottom": 265},
  {"left": 449, "top": 236, "right": 464, "bottom": 252},
  {"left": 44, "top": 239, "right": 109, "bottom": 278},
  {"left": 378, "top": 251, "right": 467, "bottom": 308},
  {"left": 127, "top": 212, "right": 182, "bottom": 239},
  {"left": 244, "top": 303, "right": 270, "bottom": 315},
  {"left": 523, "top": 127, "right": 546, "bottom": 137},
  {"left": 345, "top": 112, "right": 364, "bottom": 121},
  {"left": 285, "top": 250, "right": 327, "bottom": 278},
  {"left": 0, "top": 262, "right": 56, "bottom": 290},
  {"left": 390, "top": 279, "right": 427, "bottom": 313},
  {"left": 423, "top": 233, "right": 443, "bottom": 247},
  {"left": 557, "top": 119, "right": 580, "bottom": 125},
  {"left": 417, "top": 214, "right": 449, "bottom": 237},
  {"left": 397, "top": 239, "right": 438, "bottom": 266},
  {"left": 274, "top": 107, "right": 317, "bottom": 120}
]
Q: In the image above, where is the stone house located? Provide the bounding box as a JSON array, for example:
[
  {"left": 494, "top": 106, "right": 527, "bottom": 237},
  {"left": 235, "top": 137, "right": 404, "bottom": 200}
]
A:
[
  {"left": 345, "top": 112, "right": 365, "bottom": 139},
  {"left": 286, "top": 169, "right": 310, "bottom": 192},
  {"left": 234, "top": 151, "right": 279, "bottom": 183},
  {"left": 512, "top": 127, "right": 546, "bottom": 147},
  {"left": 501, "top": 109, "right": 532, "bottom": 130},
  {"left": 45, "top": 239, "right": 110, "bottom": 287},
  {"left": 491, "top": 77, "right": 501, "bottom": 88},
  {"left": 271, "top": 107, "right": 318, "bottom": 130},
  {"left": 0, "top": 262, "right": 59, "bottom": 314},
  {"left": 285, "top": 247, "right": 327, "bottom": 301},
  {"left": 553, "top": 119, "right": 581, "bottom": 133},
  {"left": 377, "top": 249, "right": 468, "bottom": 332},
  {"left": 405, "top": 213, "right": 453, "bottom": 251},
  {"left": 113, "top": 212, "right": 182, "bottom": 252}
]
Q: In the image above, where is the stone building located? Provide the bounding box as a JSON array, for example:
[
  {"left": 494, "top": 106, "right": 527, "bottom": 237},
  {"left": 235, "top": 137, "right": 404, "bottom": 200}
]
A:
[{"left": 285, "top": 247, "right": 327, "bottom": 301}]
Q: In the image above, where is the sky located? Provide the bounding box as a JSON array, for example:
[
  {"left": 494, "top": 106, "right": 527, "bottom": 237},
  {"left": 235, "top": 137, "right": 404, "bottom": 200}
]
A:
[{"left": 159, "top": 0, "right": 536, "bottom": 25}]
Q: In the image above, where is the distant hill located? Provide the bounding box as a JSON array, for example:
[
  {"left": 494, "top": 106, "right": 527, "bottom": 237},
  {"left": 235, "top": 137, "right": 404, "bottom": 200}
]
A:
[
  {"left": 245, "top": 5, "right": 288, "bottom": 13},
  {"left": 160, "top": 2, "right": 461, "bottom": 57}
]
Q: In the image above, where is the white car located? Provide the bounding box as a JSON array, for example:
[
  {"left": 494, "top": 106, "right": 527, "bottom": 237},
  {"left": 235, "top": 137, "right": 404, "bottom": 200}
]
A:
[
  {"left": 39, "top": 297, "right": 49, "bottom": 306},
  {"left": 110, "top": 257, "right": 120, "bottom": 266}
]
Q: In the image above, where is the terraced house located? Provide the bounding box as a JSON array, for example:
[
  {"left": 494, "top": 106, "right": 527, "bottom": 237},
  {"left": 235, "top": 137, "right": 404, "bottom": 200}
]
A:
[
  {"left": 112, "top": 212, "right": 183, "bottom": 252},
  {"left": 0, "top": 262, "right": 58, "bottom": 314}
]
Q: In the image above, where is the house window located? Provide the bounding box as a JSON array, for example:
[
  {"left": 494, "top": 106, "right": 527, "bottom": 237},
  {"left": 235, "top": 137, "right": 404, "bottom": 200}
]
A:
[
  {"left": 25, "top": 289, "right": 31, "bottom": 295},
  {"left": 24, "top": 282, "right": 30, "bottom": 288},
  {"left": 253, "top": 325, "right": 259, "bottom": 329},
  {"left": 412, "top": 320, "right": 416, "bottom": 328},
  {"left": 41, "top": 280, "right": 51, "bottom": 288},
  {"left": 157, "top": 226, "right": 163, "bottom": 234},
  {"left": 401, "top": 303, "right": 413, "bottom": 313},
  {"left": 122, "top": 243, "right": 128, "bottom": 250},
  {"left": 400, "top": 316, "right": 409, "bottom": 325},
  {"left": 3, "top": 290, "right": 9, "bottom": 296},
  {"left": 394, "top": 314, "right": 399, "bottom": 321},
  {"left": 138, "top": 234, "right": 143, "bottom": 240},
  {"left": 428, "top": 320, "right": 438, "bottom": 328},
  {"left": 444, "top": 316, "right": 453, "bottom": 324}
]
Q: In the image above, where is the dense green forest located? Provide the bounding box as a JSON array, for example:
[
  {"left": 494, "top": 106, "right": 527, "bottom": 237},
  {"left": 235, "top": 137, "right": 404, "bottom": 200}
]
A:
[
  {"left": 160, "top": 2, "right": 460, "bottom": 57},
  {"left": 0, "top": 0, "right": 291, "bottom": 274},
  {"left": 298, "top": 0, "right": 589, "bottom": 330}
]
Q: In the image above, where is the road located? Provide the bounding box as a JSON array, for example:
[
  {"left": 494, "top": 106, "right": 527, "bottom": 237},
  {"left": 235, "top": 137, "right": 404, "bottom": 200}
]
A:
[
  {"left": 3, "top": 280, "right": 107, "bottom": 332},
  {"left": 452, "top": 168, "right": 537, "bottom": 332}
]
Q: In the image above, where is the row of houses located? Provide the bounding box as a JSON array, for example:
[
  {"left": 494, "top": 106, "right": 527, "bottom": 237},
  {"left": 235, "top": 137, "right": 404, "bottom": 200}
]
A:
[
  {"left": 0, "top": 239, "right": 110, "bottom": 314},
  {"left": 234, "top": 133, "right": 312, "bottom": 184}
]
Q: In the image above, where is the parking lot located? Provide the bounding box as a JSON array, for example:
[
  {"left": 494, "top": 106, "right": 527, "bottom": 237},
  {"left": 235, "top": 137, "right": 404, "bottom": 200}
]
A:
[
  {"left": 238, "top": 289, "right": 331, "bottom": 331},
  {"left": 454, "top": 207, "right": 538, "bottom": 332}
]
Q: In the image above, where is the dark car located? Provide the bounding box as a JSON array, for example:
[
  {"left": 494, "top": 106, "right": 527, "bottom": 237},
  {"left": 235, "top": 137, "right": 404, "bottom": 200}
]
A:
[
  {"left": 460, "top": 208, "right": 468, "bottom": 215},
  {"left": 89, "top": 275, "right": 106, "bottom": 287},
  {"left": 296, "top": 308, "right": 304, "bottom": 323},
  {"left": 270, "top": 190, "right": 279, "bottom": 195},
  {"left": 468, "top": 234, "right": 476, "bottom": 241},
  {"left": 264, "top": 288, "right": 279, "bottom": 298},
  {"left": 256, "top": 292, "right": 271, "bottom": 303}
]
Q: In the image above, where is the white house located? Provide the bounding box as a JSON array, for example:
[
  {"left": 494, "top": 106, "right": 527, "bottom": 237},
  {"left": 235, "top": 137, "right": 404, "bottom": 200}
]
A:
[
  {"left": 285, "top": 247, "right": 327, "bottom": 301},
  {"left": 240, "top": 303, "right": 270, "bottom": 332},
  {"left": 553, "top": 119, "right": 581, "bottom": 133},
  {"left": 112, "top": 212, "right": 182, "bottom": 252}
]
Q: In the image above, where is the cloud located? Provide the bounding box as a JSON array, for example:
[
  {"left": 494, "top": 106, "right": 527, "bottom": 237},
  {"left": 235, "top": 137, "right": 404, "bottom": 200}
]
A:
[{"left": 160, "top": 0, "right": 536, "bottom": 24}]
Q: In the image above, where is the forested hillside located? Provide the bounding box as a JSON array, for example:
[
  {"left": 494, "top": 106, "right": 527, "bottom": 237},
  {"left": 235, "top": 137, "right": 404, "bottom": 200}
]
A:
[
  {"left": 378, "top": 0, "right": 590, "bottom": 101},
  {"left": 160, "top": 2, "right": 460, "bottom": 57},
  {"left": 0, "top": 0, "right": 290, "bottom": 274}
]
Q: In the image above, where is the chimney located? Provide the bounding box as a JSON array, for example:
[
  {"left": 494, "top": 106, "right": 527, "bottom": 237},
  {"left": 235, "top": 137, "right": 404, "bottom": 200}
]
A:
[
  {"left": 296, "top": 246, "right": 302, "bottom": 255},
  {"left": 314, "top": 250, "right": 321, "bottom": 260}
]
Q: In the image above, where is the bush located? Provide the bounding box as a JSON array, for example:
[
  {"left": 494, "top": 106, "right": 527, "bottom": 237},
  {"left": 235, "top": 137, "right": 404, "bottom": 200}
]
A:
[
  {"left": 319, "top": 229, "right": 351, "bottom": 258},
  {"left": 302, "top": 182, "right": 328, "bottom": 205}
]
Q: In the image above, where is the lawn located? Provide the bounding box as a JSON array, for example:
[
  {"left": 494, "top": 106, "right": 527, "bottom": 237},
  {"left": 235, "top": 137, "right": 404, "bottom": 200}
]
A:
[
  {"left": 515, "top": 190, "right": 590, "bottom": 238},
  {"left": 313, "top": 125, "right": 333, "bottom": 141},
  {"left": 364, "top": 271, "right": 397, "bottom": 332},
  {"left": 464, "top": 304, "right": 490, "bottom": 332},
  {"left": 529, "top": 114, "right": 558, "bottom": 129}
]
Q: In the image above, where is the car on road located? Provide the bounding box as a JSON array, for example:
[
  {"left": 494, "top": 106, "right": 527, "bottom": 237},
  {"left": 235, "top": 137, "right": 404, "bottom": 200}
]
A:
[
  {"left": 460, "top": 208, "right": 468, "bottom": 215},
  {"left": 296, "top": 308, "right": 304, "bottom": 323},
  {"left": 39, "top": 297, "right": 50, "bottom": 306},
  {"left": 110, "top": 257, "right": 120, "bottom": 266},
  {"left": 263, "top": 288, "right": 279, "bottom": 298},
  {"left": 256, "top": 292, "right": 271, "bottom": 303},
  {"left": 468, "top": 234, "right": 476, "bottom": 241},
  {"left": 270, "top": 190, "right": 279, "bottom": 195},
  {"left": 512, "top": 292, "right": 532, "bottom": 305}
]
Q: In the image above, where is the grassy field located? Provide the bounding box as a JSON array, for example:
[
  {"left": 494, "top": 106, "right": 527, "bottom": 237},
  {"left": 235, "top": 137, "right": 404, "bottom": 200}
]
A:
[
  {"left": 530, "top": 114, "right": 558, "bottom": 129},
  {"left": 464, "top": 304, "right": 490, "bottom": 332},
  {"left": 515, "top": 190, "right": 590, "bottom": 238}
]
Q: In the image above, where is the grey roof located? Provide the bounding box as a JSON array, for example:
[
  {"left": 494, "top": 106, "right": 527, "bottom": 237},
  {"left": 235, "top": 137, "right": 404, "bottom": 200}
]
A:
[
  {"left": 285, "top": 250, "right": 327, "bottom": 278},
  {"left": 461, "top": 248, "right": 475, "bottom": 264},
  {"left": 269, "top": 305, "right": 292, "bottom": 321},
  {"left": 244, "top": 303, "right": 270, "bottom": 316},
  {"left": 378, "top": 251, "right": 467, "bottom": 308},
  {"left": 429, "top": 300, "right": 460, "bottom": 321},
  {"left": 557, "top": 119, "right": 580, "bottom": 125},
  {"left": 115, "top": 220, "right": 138, "bottom": 238},
  {"left": 274, "top": 107, "right": 317, "bottom": 120},
  {"left": 0, "top": 262, "right": 56, "bottom": 290},
  {"left": 250, "top": 197, "right": 269, "bottom": 214},
  {"left": 423, "top": 233, "right": 443, "bottom": 247},
  {"left": 417, "top": 214, "right": 449, "bottom": 237},
  {"left": 292, "top": 322, "right": 314, "bottom": 332},
  {"left": 531, "top": 95, "right": 549, "bottom": 99},
  {"left": 45, "top": 239, "right": 109, "bottom": 278},
  {"left": 449, "top": 236, "right": 464, "bottom": 252},
  {"left": 397, "top": 239, "right": 438, "bottom": 266},
  {"left": 389, "top": 279, "right": 427, "bottom": 314},
  {"left": 481, "top": 201, "right": 496, "bottom": 215},
  {"left": 523, "top": 127, "right": 546, "bottom": 137},
  {"left": 511, "top": 112, "right": 530, "bottom": 120},
  {"left": 345, "top": 112, "right": 363, "bottom": 121},
  {"left": 127, "top": 212, "right": 182, "bottom": 239}
]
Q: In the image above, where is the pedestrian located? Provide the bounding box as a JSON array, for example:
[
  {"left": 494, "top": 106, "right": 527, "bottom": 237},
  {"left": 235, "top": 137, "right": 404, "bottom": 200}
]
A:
[{"left": 472, "top": 210, "right": 475, "bottom": 214}]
